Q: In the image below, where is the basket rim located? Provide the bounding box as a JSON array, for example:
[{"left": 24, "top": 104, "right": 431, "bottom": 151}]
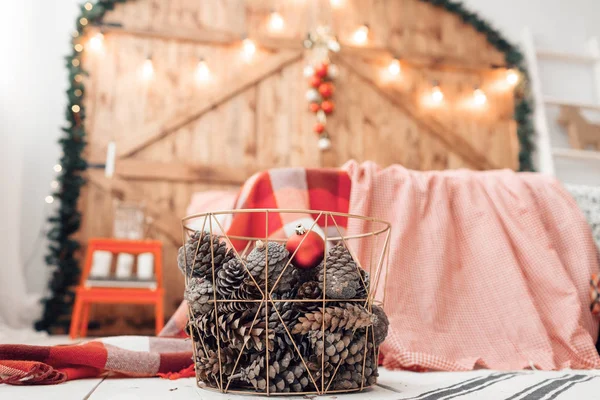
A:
[{"left": 181, "top": 208, "right": 391, "bottom": 240}]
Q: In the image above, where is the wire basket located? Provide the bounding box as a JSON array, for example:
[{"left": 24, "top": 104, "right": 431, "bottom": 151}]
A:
[{"left": 180, "top": 209, "right": 391, "bottom": 396}]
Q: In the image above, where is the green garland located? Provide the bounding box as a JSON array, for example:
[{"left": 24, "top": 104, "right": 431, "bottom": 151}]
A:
[
  {"left": 35, "top": 0, "right": 127, "bottom": 332},
  {"left": 36, "top": 0, "right": 535, "bottom": 332}
]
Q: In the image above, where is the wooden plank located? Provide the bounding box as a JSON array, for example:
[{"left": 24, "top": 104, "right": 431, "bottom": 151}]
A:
[
  {"left": 553, "top": 147, "right": 600, "bottom": 161},
  {"left": 336, "top": 54, "right": 498, "bottom": 170},
  {"left": 89, "top": 377, "right": 401, "bottom": 399},
  {"left": 118, "top": 50, "right": 303, "bottom": 158},
  {"left": 0, "top": 378, "right": 104, "bottom": 400},
  {"left": 104, "top": 159, "right": 262, "bottom": 184},
  {"left": 101, "top": 25, "right": 239, "bottom": 46},
  {"left": 87, "top": 171, "right": 181, "bottom": 245},
  {"left": 544, "top": 97, "right": 600, "bottom": 111}
]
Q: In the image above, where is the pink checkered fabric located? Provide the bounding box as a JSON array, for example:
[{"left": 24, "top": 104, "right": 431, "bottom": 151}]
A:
[{"left": 344, "top": 161, "right": 600, "bottom": 370}]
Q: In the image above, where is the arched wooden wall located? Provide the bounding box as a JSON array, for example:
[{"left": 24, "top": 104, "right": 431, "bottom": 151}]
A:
[{"left": 80, "top": 0, "right": 518, "bottom": 332}]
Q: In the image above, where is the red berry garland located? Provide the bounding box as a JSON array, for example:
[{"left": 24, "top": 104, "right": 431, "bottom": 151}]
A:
[{"left": 305, "top": 61, "right": 336, "bottom": 150}]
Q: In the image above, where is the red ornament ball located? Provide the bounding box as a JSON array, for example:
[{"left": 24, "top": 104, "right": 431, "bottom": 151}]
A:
[
  {"left": 309, "top": 102, "right": 320, "bottom": 113},
  {"left": 313, "top": 122, "right": 325, "bottom": 134},
  {"left": 310, "top": 76, "right": 322, "bottom": 88},
  {"left": 315, "top": 62, "right": 329, "bottom": 78},
  {"left": 286, "top": 224, "right": 325, "bottom": 270},
  {"left": 318, "top": 82, "right": 334, "bottom": 98},
  {"left": 321, "top": 100, "right": 335, "bottom": 114}
]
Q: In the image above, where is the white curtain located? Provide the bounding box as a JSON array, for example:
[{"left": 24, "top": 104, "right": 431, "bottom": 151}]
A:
[{"left": 0, "top": 2, "right": 43, "bottom": 334}]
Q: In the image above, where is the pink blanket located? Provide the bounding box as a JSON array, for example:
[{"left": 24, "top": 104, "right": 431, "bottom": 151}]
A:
[{"left": 344, "top": 161, "right": 600, "bottom": 370}]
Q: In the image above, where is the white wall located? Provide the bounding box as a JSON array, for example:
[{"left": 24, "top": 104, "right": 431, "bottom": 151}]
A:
[
  {"left": 0, "top": 0, "right": 81, "bottom": 300},
  {"left": 3, "top": 0, "right": 600, "bottom": 299}
]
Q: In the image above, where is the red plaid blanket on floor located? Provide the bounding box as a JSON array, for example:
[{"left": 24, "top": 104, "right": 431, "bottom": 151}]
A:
[{"left": 0, "top": 168, "right": 350, "bottom": 385}]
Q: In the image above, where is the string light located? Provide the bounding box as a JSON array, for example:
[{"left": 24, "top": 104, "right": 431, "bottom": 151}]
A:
[
  {"left": 79, "top": 17, "right": 88, "bottom": 26},
  {"left": 473, "top": 87, "right": 487, "bottom": 106},
  {"left": 72, "top": 59, "right": 80, "bottom": 67},
  {"left": 352, "top": 24, "right": 369, "bottom": 45},
  {"left": 506, "top": 69, "right": 519, "bottom": 85},
  {"left": 269, "top": 10, "right": 285, "bottom": 32},
  {"left": 74, "top": 89, "right": 83, "bottom": 97},
  {"left": 88, "top": 31, "right": 104, "bottom": 52},
  {"left": 426, "top": 81, "right": 444, "bottom": 106},
  {"left": 72, "top": 104, "right": 81, "bottom": 113},
  {"left": 195, "top": 57, "right": 211, "bottom": 83},
  {"left": 141, "top": 56, "right": 154, "bottom": 80},
  {"left": 74, "top": 74, "right": 83, "bottom": 83},
  {"left": 45, "top": 196, "right": 55, "bottom": 204},
  {"left": 74, "top": 44, "right": 84, "bottom": 52},
  {"left": 242, "top": 37, "right": 256, "bottom": 59},
  {"left": 388, "top": 58, "right": 401, "bottom": 76},
  {"left": 50, "top": 180, "right": 59, "bottom": 189},
  {"left": 84, "top": 2, "right": 93, "bottom": 10},
  {"left": 53, "top": 164, "right": 63, "bottom": 172}
]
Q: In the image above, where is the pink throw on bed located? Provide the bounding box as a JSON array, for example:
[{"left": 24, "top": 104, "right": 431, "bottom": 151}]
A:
[{"left": 344, "top": 161, "right": 600, "bottom": 370}]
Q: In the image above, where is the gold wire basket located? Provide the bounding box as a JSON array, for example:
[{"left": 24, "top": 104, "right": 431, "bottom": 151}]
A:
[{"left": 181, "top": 209, "right": 391, "bottom": 396}]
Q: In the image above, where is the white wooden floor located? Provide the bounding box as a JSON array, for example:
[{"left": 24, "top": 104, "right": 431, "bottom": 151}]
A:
[{"left": 2, "top": 333, "right": 600, "bottom": 399}]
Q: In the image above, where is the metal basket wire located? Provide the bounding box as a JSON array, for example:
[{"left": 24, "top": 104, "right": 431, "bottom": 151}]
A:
[{"left": 181, "top": 209, "right": 391, "bottom": 396}]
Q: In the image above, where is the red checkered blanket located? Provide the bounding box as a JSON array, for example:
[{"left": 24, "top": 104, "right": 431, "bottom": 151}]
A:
[
  {"left": 0, "top": 168, "right": 350, "bottom": 385},
  {"left": 2, "top": 163, "right": 599, "bottom": 385}
]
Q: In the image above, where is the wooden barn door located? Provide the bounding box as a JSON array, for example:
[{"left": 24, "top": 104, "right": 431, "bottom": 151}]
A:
[{"left": 80, "top": 0, "right": 518, "bottom": 333}]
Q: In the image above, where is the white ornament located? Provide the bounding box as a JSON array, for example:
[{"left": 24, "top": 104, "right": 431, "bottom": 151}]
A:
[
  {"left": 328, "top": 39, "right": 341, "bottom": 53},
  {"left": 305, "top": 88, "right": 321, "bottom": 103},
  {"left": 318, "top": 135, "right": 332, "bottom": 151},
  {"left": 327, "top": 64, "right": 339, "bottom": 79},
  {"left": 303, "top": 65, "right": 315, "bottom": 78},
  {"left": 316, "top": 110, "right": 327, "bottom": 124}
]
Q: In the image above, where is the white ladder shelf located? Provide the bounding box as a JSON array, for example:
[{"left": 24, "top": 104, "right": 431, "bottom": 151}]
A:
[{"left": 521, "top": 28, "right": 600, "bottom": 182}]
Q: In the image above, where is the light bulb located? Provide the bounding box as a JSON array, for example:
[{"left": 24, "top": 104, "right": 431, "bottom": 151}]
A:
[
  {"left": 473, "top": 87, "right": 487, "bottom": 106},
  {"left": 72, "top": 104, "right": 81, "bottom": 113},
  {"left": 45, "top": 195, "right": 54, "bottom": 204},
  {"left": 88, "top": 32, "right": 104, "bottom": 52},
  {"left": 53, "top": 164, "right": 62, "bottom": 172},
  {"left": 74, "top": 74, "right": 83, "bottom": 83},
  {"left": 388, "top": 58, "right": 401, "bottom": 76},
  {"left": 74, "top": 89, "right": 83, "bottom": 97},
  {"left": 50, "top": 180, "right": 59, "bottom": 189},
  {"left": 242, "top": 38, "right": 256, "bottom": 59},
  {"left": 79, "top": 17, "right": 88, "bottom": 26},
  {"left": 74, "top": 44, "right": 84, "bottom": 52},
  {"left": 142, "top": 57, "right": 154, "bottom": 80},
  {"left": 506, "top": 69, "right": 519, "bottom": 85},
  {"left": 269, "top": 11, "right": 284, "bottom": 32},
  {"left": 352, "top": 24, "right": 369, "bottom": 45},
  {"left": 84, "top": 2, "right": 93, "bottom": 10},
  {"left": 195, "top": 58, "right": 211, "bottom": 83},
  {"left": 430, "top": 84, "right": 444, "bottom": 104},
  {"left": 72, "top": 59, "right": 80, "bottom": 67}
]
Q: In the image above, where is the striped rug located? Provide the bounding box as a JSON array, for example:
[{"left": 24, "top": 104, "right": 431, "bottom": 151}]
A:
[{"left": 377, "top": 369, "right": 600, "bottom": 400}]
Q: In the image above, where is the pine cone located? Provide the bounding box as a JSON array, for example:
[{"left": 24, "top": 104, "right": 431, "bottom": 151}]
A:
[
  {"left": 216, "top": 258, "right": 246, "bottom": 298},
  {"left": 178, "top": 231, "right": 234, "bottom": 278},
  {"left": 195, "top": 345, "right": 238, "bottom": 384},
  {"left": 307, "top": 330, "right": 354, "bottom": 365},
  {"left": 292, "top": 304, "right": 375, "bottom": 334},
  {"left": 372, "top": 304, "right": 389, "bottom": 346},
  {"left": 231, "top": 355, "right": 312, "bottom": 393},
  {"left": 185, "top": 276, "right": 215, "bottom": 316},
  {"left": 245, "top": 241, "right": 297, "bottom": 294},
  {"left": 331, "top": 340, "right": 378, "bottom": 389},
  {"left": 295, "top": 281, "right": 322, "bottom": 313},
  {"left": 315, "top": 244, "right": 367, "bottom": 299}
]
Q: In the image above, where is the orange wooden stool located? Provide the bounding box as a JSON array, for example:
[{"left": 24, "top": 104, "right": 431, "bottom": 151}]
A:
[{"left": 69, "top": 238, "right": 164, "bottom": 339}]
